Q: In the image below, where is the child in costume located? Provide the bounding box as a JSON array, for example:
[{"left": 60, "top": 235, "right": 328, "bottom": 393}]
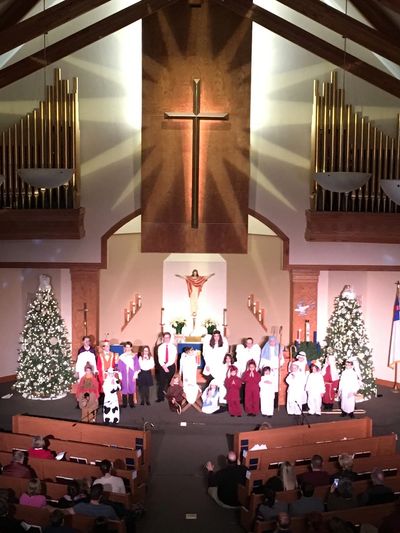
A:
[
  {"left": 338, "top": 358, "right": 361, "bottom": 418},
  {"left": 76, "top": 363, "right": 99, "bottom": 423},
  {"left": 259, "top": 366, "right": 275, "bottom": 417},
  {"left": 165, "top": 374, "right": 186, "bottom": 414},
  {"left": 285, "top": 361, "right": 306, "bottom": 416},
  {"left": 102, "top": 368, "right": 121, "bottom": 424},
  {"left": 224, "top": 365, "right": 242, "bottom": 417},
  {"left": 137, "top": 345, "right": 155, "bottom": 406},
  {"left": 305, "top": 361, "right": 325, "bottom": 415},
  {"left": 118, "top": 341, "right": 140, "bottom": 408},
  {"left": 201, "top": 380, "right": 221, "bottom": 414},
  {"left": 242, "top": 359, "right": 261, "bottom": 416}
]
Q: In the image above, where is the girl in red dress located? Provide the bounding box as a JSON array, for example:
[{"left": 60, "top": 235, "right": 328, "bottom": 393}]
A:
[
  {"left": 224, "top": 365, "right": 242, "bottom": 417},
  {"left": 242, "top": 359, "right": 261, "bottom": 416}
]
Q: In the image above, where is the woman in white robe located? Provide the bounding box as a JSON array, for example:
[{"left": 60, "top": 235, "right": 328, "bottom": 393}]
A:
[{"left": 202, "top": 330, "right": 229, "bottom": 380}]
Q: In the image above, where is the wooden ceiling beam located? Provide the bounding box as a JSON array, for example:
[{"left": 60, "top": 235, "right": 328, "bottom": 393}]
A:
[
  {"left": 378, "top": 0, "right": 400, "bottom": 16},
  {"left": 0, "top": 0, "right": 39, "bottom": 32},
  {"left": 350, "top": 0, "right": 400, "bottom": 41},
  {"left": 0, "top": 0, "right": 112, "bottom": 56},
  {"left": 0, "top": 0, "right": 178, "bottom": 89},
  {"left": 276, "top": 0, "right": 400, "bottom": 66},
  {"left": 211, "top": 0, "right": 400, "bottom": 99}
]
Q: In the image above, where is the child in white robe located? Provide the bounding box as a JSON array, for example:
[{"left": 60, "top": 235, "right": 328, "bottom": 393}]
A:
[
  {"left": 338, "top": 358, "right": 361, "bottom": 418},
  {"left": 285, "top": 362, "right": 307, "bottom": 415},
  {"left": 259, "top": 366, "right": 275, "bottom": 417},
  {"left": 305, "top": 361, "right": 325, "bottom": 415}
]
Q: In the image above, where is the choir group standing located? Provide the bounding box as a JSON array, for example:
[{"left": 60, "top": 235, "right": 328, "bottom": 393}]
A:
[{"left": 74, "top": 332, "right": 362, "bottom": 422}]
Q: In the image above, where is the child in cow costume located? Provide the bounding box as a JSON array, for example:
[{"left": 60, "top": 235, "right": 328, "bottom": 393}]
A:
[{"left": 103, "top": 368, "right": 121, "bottom": 424}]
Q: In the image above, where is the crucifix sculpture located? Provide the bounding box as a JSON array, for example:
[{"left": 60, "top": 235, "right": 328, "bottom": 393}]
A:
[{"left": 164, "top": 78, "right": 229, "bottom": 228}]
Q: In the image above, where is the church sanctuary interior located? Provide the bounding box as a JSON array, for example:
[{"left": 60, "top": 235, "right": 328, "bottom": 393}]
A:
[{"left": 1, "top": 0, "right": 400, "bottom": 532}]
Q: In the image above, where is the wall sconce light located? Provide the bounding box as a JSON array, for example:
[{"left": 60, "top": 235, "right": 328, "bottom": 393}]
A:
[
  {"left": 380, "top": 179, "right": 400, "bottom": 206},
  {"left": 17, "top": 168, "right": 73, "bottom": 189},
  {"left": 314, "top": 172, "right": 371, "bottom": 193}
]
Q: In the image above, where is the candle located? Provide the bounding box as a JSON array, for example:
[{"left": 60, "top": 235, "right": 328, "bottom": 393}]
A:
[
  {"left": 305, "top": 320, "right": 310, "bottom": 342},
  {"left": 297, "top": 329, "right": 301, "bottom": 342},
  {"left": 247, "top": 294, "right": 253, "bottom": 308},
  {"left": 223, "top": 308, "right": 227, "bottom": 325},
  {"left": 253, "top": 301, "right": 257, "bottom": 314},
  {"left": 260, "top": 308, "right": 264, "bottom": 323},
  {"left": 126, "top": 309, "right": 131, "bottom": 322},
  {"left": 258, "top": 309, "right": 262, "bottom": 322},
  {"left": 131, "top": 301, "right": 136, "bottom": 315},
  {"left": 313, "top": 331, "right": 317, "bottom": 343},
  {"left": 137, "top": 294, "right": 142, "bottom": 308}
]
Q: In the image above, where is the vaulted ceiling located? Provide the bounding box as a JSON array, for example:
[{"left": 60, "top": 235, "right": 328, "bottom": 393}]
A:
[{"left": 0, "top": 0, "right": 399, "bottom": 97}]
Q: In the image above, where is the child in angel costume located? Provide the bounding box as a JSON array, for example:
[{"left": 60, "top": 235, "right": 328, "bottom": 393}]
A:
[
  {"left": 305, "top": 361, "right": 325, "bottom": 415},
  {"left": 285, "top": 361, "right": 307, "bottom": 416},
  {"left": 338, "top": 358, "right": 361, "bottom": 418},
  {"left": 259, "top": 366, "right": 275, "bottom": 417}
]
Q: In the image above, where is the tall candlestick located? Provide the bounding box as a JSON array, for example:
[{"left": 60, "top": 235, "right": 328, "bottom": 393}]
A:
[
  {"left": 297, "top": 328, "right": 301, "bottom": 342},
  {"left": 125, "top": 308, "right": 130, "bottom": 323},
  {"left": 253, "top": 301, "right": 258, "bottom": 314},
  {"left": 305, "top": 320, "right": 310, "bottom": 342},
  {"left": 258, "top": 309, "right": 262, "bottom": 322},
  {"left": 247, "top": 294, "right": 253, "bottom": 308},
  {"left": 161, "top": 307, "right": 165, "bottom": 324},
  {"left": 131, "top": 301, "right": 136, "bottom": 315},
  {"left": 223, "top": 308, "right": 227, "bottom": 325},
  {"left": 313, "top": 330, "right": 317, "bottom": 343},
  {"left": 137, "top": 294, "right": 142, "bottom": 308}
]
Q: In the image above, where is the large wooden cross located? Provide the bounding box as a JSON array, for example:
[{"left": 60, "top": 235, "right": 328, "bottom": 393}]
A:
[{"left": 164, "top": 78, "right": 229, "bottom": 228}]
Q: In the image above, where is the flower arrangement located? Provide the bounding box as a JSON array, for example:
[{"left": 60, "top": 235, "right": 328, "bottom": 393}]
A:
[
  {"left": 202, "top": 318, "right": 217, "bottom": 334},
  {"left": 171, "top": 318, "right": 187, "bottom": 334}
]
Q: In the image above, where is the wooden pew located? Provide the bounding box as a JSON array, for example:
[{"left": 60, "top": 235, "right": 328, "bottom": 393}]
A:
[
  {"left": 0, "top": 431, "right": 143, "bottom": 475},
  {"left": 241, "top": 473, "right": 400, "bottom": 532},
  {"left": 239, "top": 452, "right": 400, "bottom": 503},
  {"left": 253, "top": 500, "right": 399, "bottom": 533},
  {"left": 0, "top": 474, "right": 133, "bottom": 509},
  {"left": 0, "top": 451, "right": 146, "bottom": 503},
  {"left": 234, "top": 417, "right": 373, "bottom": 458},
  {"left": 13, "top": 504, "right": 126, "bottom": 533},
  {"left": 242, "top": 434, "right": 397, "bottom": 471},
  {"left": 12, "top": 413, "right": 151, "bottom": 474}
]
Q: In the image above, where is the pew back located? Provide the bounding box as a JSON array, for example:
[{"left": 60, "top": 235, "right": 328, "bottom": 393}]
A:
[
  {"left": 243, "top": 434, "right": 397, "bottom": 471},
  {"left": 234, "top": 417, "right": 373, "bottom": 458}
]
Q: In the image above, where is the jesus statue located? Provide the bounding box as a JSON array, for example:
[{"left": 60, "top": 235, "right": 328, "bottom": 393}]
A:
[{"left": 175, "top": 269, "right": 215, "bottom": 317}]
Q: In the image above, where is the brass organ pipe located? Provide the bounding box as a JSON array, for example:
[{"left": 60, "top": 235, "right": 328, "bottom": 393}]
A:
[
  {"left": 13, "top": 124, "right": 18, "bottom": 207},
  {"left": 311, "top": 80, "right": 319, "bottom": 210},
  {"left": 359, "top": 116, "right": 365, "bottom": 212},
  {"left": 26, "top": 114, "right": 32, "bottom": 208},
  {"left": 396, "top": 114, "right": 400, "bottom": 179},
  {"left": 33, "top": 108, "right": 38, "bottom": 208},
  {"left": 322, "top": 82, "right": 328, "bottom": 172},
  {"left": 383, "top": 135, "right": 389, "bottom": 212},
  {"left": 371, "top": 127, "right": 377, "bottom": 211},
  {"left": 377, "top": 131, "right": 383, "bottom": 212},
  {"left": 330, "top": 79, "right": 336, "bottom": 172},
  {"left": 390, "top": 138, "right": 395, "bottom": 180},
  {"left": 20, "top": 118, "right": 26, "bottom": 208},
  {"left": 1, "top": 131, "right": 5, "bottom": 206},
  {"left": 345, "top": 105, "right": 351, "bottom": 172},
  {"left": 338, "top": 88, "right": 344, "bottom": 171},
  {"left": 40, "top": 102, "right": 45, "bottom": 168}
]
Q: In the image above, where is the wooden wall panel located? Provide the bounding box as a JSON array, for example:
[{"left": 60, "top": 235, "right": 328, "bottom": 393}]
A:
[{"left": 141, "top": 0, "right": 251, "bottom": 253}]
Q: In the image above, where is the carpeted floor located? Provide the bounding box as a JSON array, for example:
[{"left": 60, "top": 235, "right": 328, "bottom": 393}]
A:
[{"left": 0, "top": 382, "right": 399, "bottom": 532}]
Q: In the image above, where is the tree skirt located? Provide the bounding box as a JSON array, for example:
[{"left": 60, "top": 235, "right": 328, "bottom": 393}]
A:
[{"left": 22, "top": 392, "right": 67, "bottom": 401}]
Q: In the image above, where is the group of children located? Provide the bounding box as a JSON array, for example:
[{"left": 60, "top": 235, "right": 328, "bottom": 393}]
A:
[
  {"left": 74, "top": 334, "right": 362, "bottom": 422},
  {"left": 75, "top": 336, "right": 155, "bottom": 424}
]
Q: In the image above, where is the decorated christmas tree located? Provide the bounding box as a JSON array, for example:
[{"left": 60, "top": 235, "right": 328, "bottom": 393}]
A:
[
  {"left": 14, "top": 275, "right": 76, "bottom": 399},
  {"left": 322, "top": 285, "right": 377, "bottom": 399}
]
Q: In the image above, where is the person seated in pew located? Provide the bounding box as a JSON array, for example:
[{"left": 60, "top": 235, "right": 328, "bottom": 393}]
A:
[
  {"left": 0, "top": 496, "right": 25, "bottom": 533},
  {"left": 19, "top": 478, "right": 47, "bottom": 508},
  {"left": 256, "top": 487, "right": 288, "bottom": 521},
  {"left": 2, "top": 449, "right": 36, "bottom": 479},
  {"left": 280, "top": 461, "right": 298, "bottom": 491},
  {"left": 205, "top": 450, "right": 247, "bottom": 508},
  {"left": 43, "top": 509, "right": 78, "bottom": 533},
  {"left": 357, "top": 467, "right": 396, "bottom": 506},
  {"left": 305, "top": 512, "right": 329, "bottom": 533},
  {"left": 93, "top": 459, "right": 126, "bottom": 494},
  {"left": 54, "top": 480, "right": 88, "bottom": 510},
  {"left": 72, "top": 484, "right": 118, "bottom": 520},
  {"left": 326, "top": 477, "right": 358, "bottom": 512},
  {"left": 288, "top": 481, "right": 324, "bottom": 517},
  {"left": 271, "top": 511, "right": 292, "bottom": 533},
  {"left": 297, "top": 454, "right": 330, "bottom": 488},
  {"left": 28, "top": 435, "right": 55, "bottom": 460},
  {"left": 330, "top": 453, "right": 358, "bottom": 483}
]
